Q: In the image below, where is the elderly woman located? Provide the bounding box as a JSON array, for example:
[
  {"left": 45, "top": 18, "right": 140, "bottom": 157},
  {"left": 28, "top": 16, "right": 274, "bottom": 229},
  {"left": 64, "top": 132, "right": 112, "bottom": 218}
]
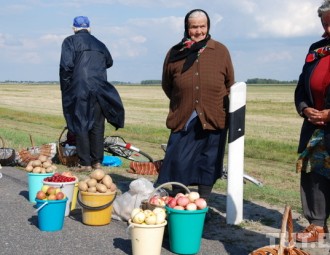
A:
[
  {"left": 294, "top": 0, "right": 330, "bottom": 243},
  {"left": 156, "top": 9, "right": 235, "bottom": 204}
]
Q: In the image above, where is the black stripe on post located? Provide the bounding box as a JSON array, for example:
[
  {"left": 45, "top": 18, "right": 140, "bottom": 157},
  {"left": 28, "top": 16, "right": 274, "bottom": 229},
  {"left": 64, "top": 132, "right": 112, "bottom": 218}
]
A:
[{"left": 228, "top": 105, "right": 246, "bottom": 143}]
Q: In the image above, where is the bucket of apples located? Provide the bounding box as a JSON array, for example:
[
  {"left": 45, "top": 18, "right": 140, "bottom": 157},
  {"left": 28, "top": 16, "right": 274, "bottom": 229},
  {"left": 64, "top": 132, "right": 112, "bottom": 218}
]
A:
[
  {"left": 35, "top": 186, "right": 68, "bottom": 232},
  {"left": 153, "top": 182, "right": 208, "bottom": 255}
]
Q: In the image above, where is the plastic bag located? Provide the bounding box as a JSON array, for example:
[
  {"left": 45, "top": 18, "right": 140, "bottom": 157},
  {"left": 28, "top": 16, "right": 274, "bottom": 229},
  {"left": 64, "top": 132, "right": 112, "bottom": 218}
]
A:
[{"left": 112, "top": 178, "right": 155, "bottom": 221}]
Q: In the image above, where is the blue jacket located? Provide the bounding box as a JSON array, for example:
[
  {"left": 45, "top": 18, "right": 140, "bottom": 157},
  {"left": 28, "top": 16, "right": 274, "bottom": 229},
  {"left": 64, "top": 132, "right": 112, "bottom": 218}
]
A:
[
  {"left": 59, "top": 30, "right": 124, "bottom": 134},
  {"left": 295, "top": 38, "right": 330, "bottom": 153}
]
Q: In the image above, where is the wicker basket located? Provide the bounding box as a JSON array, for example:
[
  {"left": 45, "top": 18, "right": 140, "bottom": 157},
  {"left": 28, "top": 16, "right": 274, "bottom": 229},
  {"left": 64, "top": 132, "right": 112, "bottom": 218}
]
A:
[
  {"left": 57, "top": 127, "right": 79, "bottom": 167},
  {"left": 16, "top": 134, "right": 55, "bottom": 167},
  {"left": 141, "top": 182, "right": 191, "bottom": 211},
  {"left": 250, "top": 205, "right": 310, "bottom": 255},
  {"left": 0, "top": 136, "right": 16, "bottom": 166}
]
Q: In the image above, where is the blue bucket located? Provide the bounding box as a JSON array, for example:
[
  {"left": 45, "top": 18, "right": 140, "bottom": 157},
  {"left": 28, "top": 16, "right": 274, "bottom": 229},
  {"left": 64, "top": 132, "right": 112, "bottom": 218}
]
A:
[
  {"left": 27, "top": 173, "right": 54, "bottom": 203},
  {"left": 165, "top": 206, "right": 208, "bottom": 254},
  {"left": 35, "top": 198, "right": 67, "bottom": 232}
]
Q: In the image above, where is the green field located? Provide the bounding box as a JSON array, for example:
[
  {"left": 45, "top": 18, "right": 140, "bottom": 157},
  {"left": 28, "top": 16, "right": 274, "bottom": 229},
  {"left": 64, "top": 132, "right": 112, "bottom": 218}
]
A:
[{"left": 0, "top": 84, "right": 303, "bottom": 212}]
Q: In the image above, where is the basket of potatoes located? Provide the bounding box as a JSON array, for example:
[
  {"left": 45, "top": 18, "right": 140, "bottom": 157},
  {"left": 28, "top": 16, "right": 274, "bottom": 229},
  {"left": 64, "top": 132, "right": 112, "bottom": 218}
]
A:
[{"left": 76, "top": 169, "right": 117, "bottom": 226}]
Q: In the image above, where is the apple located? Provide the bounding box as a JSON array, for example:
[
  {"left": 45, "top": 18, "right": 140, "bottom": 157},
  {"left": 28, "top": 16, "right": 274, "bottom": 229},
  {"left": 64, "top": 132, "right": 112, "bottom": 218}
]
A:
[
  {"left": 173, "top": 205, "right": 185, "bottom": 210},
  {"left": 47, "top": 187, "right": 56, "bottom": 195},
  {"left": 55, "top": 192, "right": 65, "bottom": 200},
  {"left": 36, "top": 190, "right": 46, "bottom": 200},
  {"left": 175, "top": 192, "right": 186, "bottom": 199},
  {"left": 55, "top": 188, "right": 62, "bottom": 194},
  {"left": 149, "top": 196, "right": 161, "bottom": 206},
  {"left": 145, "top": 213, "right": 157, "bottom": 225},
  {"left": 47, "top": 194, "right": 56, "bottom": 200},
  {"left": 167, "top": 197, "right": 177, "bottom": 208},
  {"left": 177, "top": 196, "right": 190, "bottom": 207},
  {"left": 41, "top": 185, "right": 50, "bottom": 193},
  {"left": 186, "top": 202, "right": 197, "bottom": 211}
]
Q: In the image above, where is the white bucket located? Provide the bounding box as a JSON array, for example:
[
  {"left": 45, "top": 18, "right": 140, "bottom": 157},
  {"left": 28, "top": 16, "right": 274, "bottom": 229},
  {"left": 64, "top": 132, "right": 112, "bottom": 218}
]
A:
[
  {"left": 43, "top": 180, "right": 77, "bottom": 216},
  {"left": 128, "top": 219, "right": 167, "bottom": 255}
]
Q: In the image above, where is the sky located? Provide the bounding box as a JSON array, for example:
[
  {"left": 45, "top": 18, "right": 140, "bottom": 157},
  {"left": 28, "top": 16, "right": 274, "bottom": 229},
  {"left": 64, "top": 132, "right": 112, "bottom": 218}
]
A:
[{"left": 0, "top": 0, "right": 325, "bottom": 83}]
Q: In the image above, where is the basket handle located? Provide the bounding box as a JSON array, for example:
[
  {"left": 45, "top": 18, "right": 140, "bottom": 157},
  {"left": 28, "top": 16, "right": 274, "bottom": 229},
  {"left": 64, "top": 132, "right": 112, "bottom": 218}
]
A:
[
  {"left": 29, "top": 134, "right": 35, "bottom": 147},
  {"left": 59, "top": 127, "right": 68, "bottom": 143},
  {"left": 0, "top": 136, "right": 4, "bottom": 149},
  {"left": 148, "top": 182, "right": 191, "bottom": 201},
  {"left": 278, "top": 205, "right": 295, "bottom": 255},
  {"left": 77, "top": 191, "right": 117, "bottom": 210}
]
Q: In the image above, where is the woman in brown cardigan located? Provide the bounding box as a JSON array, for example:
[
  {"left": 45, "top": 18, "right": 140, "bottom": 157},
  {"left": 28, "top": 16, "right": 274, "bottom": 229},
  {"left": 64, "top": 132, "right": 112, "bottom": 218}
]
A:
[{"left": 156, "top": 9, "right": 235, "bottom": 205}]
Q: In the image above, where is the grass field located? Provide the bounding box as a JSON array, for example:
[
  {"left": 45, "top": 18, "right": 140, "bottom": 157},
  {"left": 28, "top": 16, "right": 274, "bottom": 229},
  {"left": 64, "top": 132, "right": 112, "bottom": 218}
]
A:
[{"left": 0, "top": 84, "right": 303, "bottom": 212}]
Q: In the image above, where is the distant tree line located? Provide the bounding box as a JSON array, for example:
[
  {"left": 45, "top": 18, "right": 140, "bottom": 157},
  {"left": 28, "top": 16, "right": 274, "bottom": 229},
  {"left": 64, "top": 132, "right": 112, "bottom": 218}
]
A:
[
  {"left": 246, "top": 78, "right": 298, "bottom": 84},
  {"left": 1, "top": 78, "right": 298, "bottom": 85},
  {"left": 141, "top": 80, "right": 162, "bottom": 85}
]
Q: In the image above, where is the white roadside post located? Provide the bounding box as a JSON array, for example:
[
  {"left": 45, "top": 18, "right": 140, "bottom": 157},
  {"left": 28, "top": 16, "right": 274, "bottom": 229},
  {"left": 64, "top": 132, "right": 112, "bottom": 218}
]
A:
[{"left": 226, "top": 82, "right": 246, "bottom": 225}]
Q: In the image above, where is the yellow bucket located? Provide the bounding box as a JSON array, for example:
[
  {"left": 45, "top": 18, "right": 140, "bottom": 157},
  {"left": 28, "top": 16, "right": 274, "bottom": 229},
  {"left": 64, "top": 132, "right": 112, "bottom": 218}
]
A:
[
  {"left": 70, "top": 183, "right": 78, "bottom": 211},
  {"left": 77, "top": 191, "right": 116, "bottom": 226}
]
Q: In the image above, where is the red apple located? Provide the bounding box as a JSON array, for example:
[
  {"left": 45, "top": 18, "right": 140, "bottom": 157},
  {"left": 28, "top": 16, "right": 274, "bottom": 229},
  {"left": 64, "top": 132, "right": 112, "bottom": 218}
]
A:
[
  {"left": 55, "top": 192, "right": 65, "bottom": 200},
  {"left": 175, "top": 192, "right": 185, "bottom": 199},
  {"left": 177, "top": 196, "right": 190, "bottom": 207},
  {"left": 36, "top": 190, "right": 46, "bottom": 200},
  {"left": 167, "top": 197, "right": 177, "bottom": 208},
  {"left": 149, "top": 196, "right": 161, "bottom": 206}
]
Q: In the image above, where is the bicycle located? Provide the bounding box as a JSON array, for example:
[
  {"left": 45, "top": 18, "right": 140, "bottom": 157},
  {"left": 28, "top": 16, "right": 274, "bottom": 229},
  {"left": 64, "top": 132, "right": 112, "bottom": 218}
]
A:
[{"left": 104, "top": 136, "right": 263, "bottom": 187}]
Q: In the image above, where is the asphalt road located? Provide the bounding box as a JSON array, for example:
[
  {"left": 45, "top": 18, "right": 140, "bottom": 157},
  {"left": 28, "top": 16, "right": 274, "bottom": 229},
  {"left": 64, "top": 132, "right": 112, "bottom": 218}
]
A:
[{"left": 0, "top": 166, "right": 244, "bottom": 255}]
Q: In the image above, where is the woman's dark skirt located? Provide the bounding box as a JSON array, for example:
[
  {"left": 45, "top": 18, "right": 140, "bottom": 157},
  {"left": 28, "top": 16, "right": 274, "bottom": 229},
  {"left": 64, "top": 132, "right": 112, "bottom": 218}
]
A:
[{"left": 156, "top": 117, "right": 227, "bottom": 186}]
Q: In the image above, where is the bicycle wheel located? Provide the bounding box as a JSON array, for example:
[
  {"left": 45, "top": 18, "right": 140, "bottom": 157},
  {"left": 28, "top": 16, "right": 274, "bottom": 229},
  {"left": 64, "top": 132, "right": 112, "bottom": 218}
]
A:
[{"left": 104, "top": 136, "right": 153, "bottom": 162}]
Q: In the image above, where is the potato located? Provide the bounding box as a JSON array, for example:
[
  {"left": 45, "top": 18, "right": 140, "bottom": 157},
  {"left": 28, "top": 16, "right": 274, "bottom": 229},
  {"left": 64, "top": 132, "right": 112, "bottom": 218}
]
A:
[
  {"left": 32, "top": 160, "right": 42, "bottom": 167},
  {"left": 42, "top": 161, "right": 52, "bottom": 168},
  {"left": 87, "top": 187, "right": 97, "bottom": 193},
  {"left": 38, "top": 155, "right": 47, "bottom": 163},
  {"left": 90, "top": 169, "right": 105, "bottom": 181},
  {"left": 25, "top": 165, "right": 33, "bottom": 172},
  {"left": 96, "top": 183, "right": 107, "bottom": 193},
  {"left": 78, "top": 181, "right": 88, "bottom": 191},
  {"left": 46, "top": 166, "right": 54, "bottom": 173},
  {"left": 101, "top": 175, "right": 113, "bottom": 188},
  {"left": 87, "top": 178, "right": 97, "bottom": 188},
  {"left": 40, "top": 167, "right": 46, "bottom": 173},
  {"left": 32, "top": 166, "right": 41, "bottom": 173}
]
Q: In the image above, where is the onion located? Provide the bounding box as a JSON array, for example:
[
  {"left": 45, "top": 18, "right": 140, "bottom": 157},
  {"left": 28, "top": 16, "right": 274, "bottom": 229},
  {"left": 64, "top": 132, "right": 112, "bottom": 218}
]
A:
[{"left": 173, "top": 205, "right": 185, "bottom": 210}]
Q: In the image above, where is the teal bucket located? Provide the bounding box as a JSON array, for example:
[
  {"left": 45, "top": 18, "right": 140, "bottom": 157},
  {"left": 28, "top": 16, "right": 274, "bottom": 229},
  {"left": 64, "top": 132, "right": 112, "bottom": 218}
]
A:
[
  {"left": 35, "top": 198, "right": 67, "bottom": 232},
  {"left": 165, "top": 206, "right": 208, "bottom": 254},
  {"left": 27, "top": 173, "right": 54, "bottom": 203}
]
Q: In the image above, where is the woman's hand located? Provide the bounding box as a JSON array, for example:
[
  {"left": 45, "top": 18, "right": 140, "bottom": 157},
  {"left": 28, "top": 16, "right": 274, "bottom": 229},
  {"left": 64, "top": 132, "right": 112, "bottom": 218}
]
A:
[{"left": 303, "top": 107, "right": 330, "bottom": 125}]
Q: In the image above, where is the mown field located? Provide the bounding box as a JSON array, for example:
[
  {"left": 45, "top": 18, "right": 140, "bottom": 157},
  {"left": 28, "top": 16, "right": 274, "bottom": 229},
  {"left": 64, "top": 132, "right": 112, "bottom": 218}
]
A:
[{"left": 0, "top": 84, "right": 303, "bottom": 212}]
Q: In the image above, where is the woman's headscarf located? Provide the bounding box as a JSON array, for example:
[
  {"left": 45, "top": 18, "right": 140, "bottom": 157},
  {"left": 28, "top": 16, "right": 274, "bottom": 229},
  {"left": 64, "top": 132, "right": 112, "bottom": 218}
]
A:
[{"left": 168, "top": 9, "right": 211, "bottom": 73}]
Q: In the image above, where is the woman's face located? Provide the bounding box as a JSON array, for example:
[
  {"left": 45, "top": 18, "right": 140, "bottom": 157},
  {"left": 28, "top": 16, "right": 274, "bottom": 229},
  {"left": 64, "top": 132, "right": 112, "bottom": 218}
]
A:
[
  {"left": 188, "top": 16, "right": 208, "bottom": 42},
  {"left": 321, "top": 11, "right": 330, "bottom": 36}
]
